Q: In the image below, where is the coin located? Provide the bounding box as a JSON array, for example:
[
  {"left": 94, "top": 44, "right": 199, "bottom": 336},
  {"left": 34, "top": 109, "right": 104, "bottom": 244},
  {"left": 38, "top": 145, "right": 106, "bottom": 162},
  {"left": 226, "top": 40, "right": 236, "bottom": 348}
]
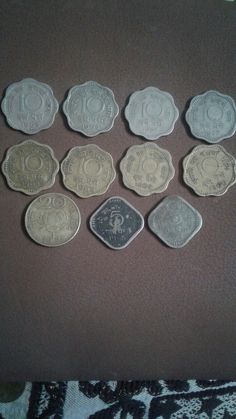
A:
[
  {"left": 148, "top": 195, "right": 202, "bottom": 248},
  {"left": 0, "top": 383, "right": 25, "bottom": 403},
  {"left": 2, "top": 139, "right": 59, "bottom": 195},
  {"left": 185, "top": 90, "right": 236, "bottom": 143},
  {"left": 1, "top": 78, "right": 59, "bottom": 134},
  {"left": 63, "top": 81, "right": 119, "bottom": 136},
  {"left": 61, "top": 144, "right": 116, "bottom": 198},
  {"left": 25, "top": 193, "right": 81, "bottom": 247},
  {"left": 124, "top": 86, "right": 179, "bottom": 140},
  {"left": 183, "top": 144, "right": 236, "bottom": 196},
  {"left": 120, "top": 143, "right": 175, "bottom": 196},
  {"left": 89, "top": 196, "right": 144, "bottom": 249}
]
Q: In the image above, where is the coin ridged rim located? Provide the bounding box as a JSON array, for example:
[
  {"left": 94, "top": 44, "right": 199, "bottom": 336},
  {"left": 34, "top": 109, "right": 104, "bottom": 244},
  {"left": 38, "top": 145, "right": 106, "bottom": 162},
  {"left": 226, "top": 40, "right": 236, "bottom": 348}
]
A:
[
  {"left": 185, "top": 90, "right": 236, "bottom": 143},
  {"left": 2, "top": 139, "right": 60, "bottom": 195},
  {"left": 89, "top": 195, "right": 145, "bottom": 250},
  {"left": 61, "top": 144, "right": 116, "bottom": 198},
  {"left": 120, "top": 143, "right": 175, "bottom": 196},
  {"left": 183, "top": 144, "right": 236, "bottom": 197},
  {"left": 62, "top": 80, "right": 119, "bottom": 137},
  {"left": 124, "top": 86, "right": 179, "bottom": 140},
  {"left": 1, "top": 78, "right": 59, "bottom": 134},
  {"left": 148, "top": 195, "right": 203, "bottom": 248},
  {"left": 25, "top": 192, "right": 81, "bottom": 247}
]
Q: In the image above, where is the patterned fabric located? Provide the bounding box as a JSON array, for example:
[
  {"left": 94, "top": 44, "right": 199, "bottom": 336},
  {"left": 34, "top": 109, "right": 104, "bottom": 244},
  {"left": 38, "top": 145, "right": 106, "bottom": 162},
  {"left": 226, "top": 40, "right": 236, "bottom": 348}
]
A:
[{"left": 0, "top": 380, "right": 236, "bottom": 418}]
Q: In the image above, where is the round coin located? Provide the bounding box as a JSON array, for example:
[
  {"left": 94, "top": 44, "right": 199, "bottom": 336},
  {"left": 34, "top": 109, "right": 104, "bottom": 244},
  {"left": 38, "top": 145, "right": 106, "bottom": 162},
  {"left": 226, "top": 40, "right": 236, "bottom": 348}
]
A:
[
  {"left": 120, "top": 143, "right": 175, "bottom": 196},
  {"left": 185, "top": 90, "right": 236, "bottom": 143},
  {"left": 1, "top": 78, "right": 59, "bottom": 134},
  {"left": 2, "top": 140, "right": 59, "bottom": 195},
  {"left": 183, "top": 144, "right": 236, "bottom": 196},
  {"left": 25, "top": 193, "right": 81, "bottom": 247},
  {"left": 61, "top": 144, "right": 116, "bottom": 198},
  {"left": 124, "top": 86, "right": 179, "bottom": 140},
  {"left": 63, "top": 81, "right": 119, "bottom": 136}
]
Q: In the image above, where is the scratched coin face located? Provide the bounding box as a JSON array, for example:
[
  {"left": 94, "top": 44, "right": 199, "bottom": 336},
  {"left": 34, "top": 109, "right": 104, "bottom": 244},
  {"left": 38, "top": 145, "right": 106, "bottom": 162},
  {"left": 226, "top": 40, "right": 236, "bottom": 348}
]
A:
[
  {"left": 2, "top": 140, "right": 59, "bottom": 195},
  {"left": 120, "top": 143, "right": 175, "bottom": 196},
  {"left": 183, "top": 144, "right": 236, "bottom": 196},
  {"left": 61, "top": 144, "right": 116, "bottom": 198},
  {"left": 148, "top": 195, "right": 202, "bottom": 248},
  {"left": 63, "top": 81, "right": 119, "bottom": 136},
  {"left": 1, "top": 78, "right": 59, "bottom": 134},
  {"left": 89, "top": 196, "right": 144, "bottom": 249},
  {"left": 25, "top": 193, "right": 81, "bottom": 247},
  {"left": 185, "top": 90, "right": 236, "bottom": 143},
  {"left": 124, "top": 86, "right": 179, "bottom": 140}
]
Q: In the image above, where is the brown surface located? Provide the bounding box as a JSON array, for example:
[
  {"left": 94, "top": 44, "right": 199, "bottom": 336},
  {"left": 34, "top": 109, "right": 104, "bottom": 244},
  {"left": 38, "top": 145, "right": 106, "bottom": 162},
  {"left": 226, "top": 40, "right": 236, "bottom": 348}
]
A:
[{"left": 0, "top": 0, "right": 236, "bottom": 381}]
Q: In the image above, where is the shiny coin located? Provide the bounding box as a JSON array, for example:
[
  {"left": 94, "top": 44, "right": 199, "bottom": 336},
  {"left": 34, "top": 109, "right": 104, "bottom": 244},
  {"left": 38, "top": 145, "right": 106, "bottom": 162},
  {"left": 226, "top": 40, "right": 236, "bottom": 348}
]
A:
[
  {"left": 0, "top": 382, "right": 25, "bottom": 403},
  {"left": 61, "top": 144, "right": 116, "bottom": 198},
  {"left": 25, "top": 193, "right": 81, "bottom": 247},
  {"left": 2, "top": 140, "right": 59, "bottom": 195},
  {"left": 183, "top": 144, "right": 236, "bottom": 196},
  {"left": 1, "top": 78, "right": 58, "bottom": 134},
  {"left": 148, "top": 195, "right": 202, "bottom": 248},
  {"left": 63, "top": 81, "right": 119, "bottom": 136},
  {"left": 90, "top": 196, "right": 144, "bottom": 249},
  {"left": 124, "top": 86, "right": 179, "bottom": 140},
  {"left": 185, "top": 90, "right": 236, "bottom": 143},
  {"left": 120, "top": 143, "right": 175, "bottom": 196}
]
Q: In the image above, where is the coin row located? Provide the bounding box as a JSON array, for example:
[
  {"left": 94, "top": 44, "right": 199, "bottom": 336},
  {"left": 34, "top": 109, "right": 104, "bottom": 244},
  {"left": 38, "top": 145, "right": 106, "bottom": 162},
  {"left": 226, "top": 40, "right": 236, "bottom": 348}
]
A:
[
  {"left": 2, "top": 78, "right": 236, "bottom": 143},
  {"left": 25, "top": 193, "right": 202, "bottom": 249},
  {"left": 2, "top": 140, "right": 236, "bottom": 197}
]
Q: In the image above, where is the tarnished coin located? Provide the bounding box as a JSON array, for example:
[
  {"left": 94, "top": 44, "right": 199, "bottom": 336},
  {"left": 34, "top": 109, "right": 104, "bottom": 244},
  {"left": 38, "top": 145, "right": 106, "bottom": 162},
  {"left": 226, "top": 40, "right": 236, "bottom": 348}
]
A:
[
  {"left": 124, "top": 86, "right": 179, "bottom": 140},
  {"left": 183, "top": 144, "right": 236, "bottom": 196},
  {"left": 120, "top": 143, "right": 175, "bottom": 196},
  {"left": 25, "top": 193, "right": 81, "bottom": 247},
  {"left": 185, "top": 90, "right": 236, "bottom": 143},
  {"left": 2, "top": 140, "right": 59, "bottom": 195},
  {"left": 1, "top": 78, "right": 59, "bottom": 134},
  {"left": 148, "top": 195, "right": 202, "bottom": 248},
  {"left": 61, "top": 144, "right": 116, "bottom": 198},
  {"left": 0, "top": 383, "right": 25, "bottom": 403},
  {"left": 90, "top": 196, "right": 144, "bottom": 249},
  {"left": 63, "top": 81, "right": 119, "bottom": 136}
]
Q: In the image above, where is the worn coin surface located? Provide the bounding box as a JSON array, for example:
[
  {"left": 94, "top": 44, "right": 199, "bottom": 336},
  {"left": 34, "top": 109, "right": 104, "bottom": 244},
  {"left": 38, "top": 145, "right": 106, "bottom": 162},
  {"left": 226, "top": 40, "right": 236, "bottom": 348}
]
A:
[
  {"left": 124, "top": 86, "right": 179, "bottom": 140},
  {"left": 148, "top": 195, "right": 202, "bottom": 248},
  {"left": 25, "top": 193, "right": 81, "bottom": 247},
  {"left": 183, "top": 144, "right": 236, "bottom": 196},
  {"left": 2, "top": 140, "right": 59, "bottom": 195},
  {"left": 61, "top": 144, "right": 116, "bottom": 198},
  {"left": 63, "top": 81, "right": 119, "bottom": 136},
  {"left": 185, "top": 90, "right": 236, "bottom": 143},
  {"left": 120, "top": 143, "right": 175, "bottom": 196},
  {"left": 1, "top": 78, "right": 59, "bottom": 134},
  {"left": 89, "top": 196, "right": 144, "bottom": 249}
]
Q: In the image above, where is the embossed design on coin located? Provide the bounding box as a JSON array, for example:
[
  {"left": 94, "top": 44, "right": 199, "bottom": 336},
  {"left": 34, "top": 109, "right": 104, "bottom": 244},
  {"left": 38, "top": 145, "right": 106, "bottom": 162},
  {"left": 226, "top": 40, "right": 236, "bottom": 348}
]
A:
[
  {"left": 90, "top": 196, "right": 144, "bottom": 249},
  {"left": 183, "top": 144, "right": 236, "bottom": 196},
  {"left": 120, "top": 143, "right": 175, "bottom": 196},
  {"left": 61, "top": 144, "right": 116, "bottom": 198},
  {"left": 2, "top": 139, "right": 59, "bottom": 195},
  {"left": 124, "top": 86, "right": 179, "bottom": 140},
  {"left": 25, "top": 193, "right": 81, "bottom": 247},
  {"left": 63, "top": 81, "right": 119, "bottom": 136},
  {"left": 148, "top": 195, "right": 202, "bottom": 248},
  {"left": 185, "top": 90, "right": 236, "bottom": 143},
  {"left": 1, "top": 78, "right": 59, "bottom": 134}
]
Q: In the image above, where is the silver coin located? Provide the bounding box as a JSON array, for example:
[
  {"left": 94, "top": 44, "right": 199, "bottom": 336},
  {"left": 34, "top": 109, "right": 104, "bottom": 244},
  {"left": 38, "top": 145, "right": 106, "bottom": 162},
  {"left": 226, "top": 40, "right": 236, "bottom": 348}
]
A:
[
  {"left": 2, "top": 139, "right": 59, "bottom": 195},
  {"left": 148, "top": 195, "right": 202, "bottom": 248},
  {"left": 90, "top": 196, "right": 144, "bottom": 249},
  {"left": 25, "top": 193, "right": 81, "bottom": 247},
  {"left": 61, "top": 144, "right": 116, "bottom": 198},
  {"left": 1, "top": 78, "right": 59, "bottom": 134},
  {"left": 63, "top": 81, "right": 119, "bottom": 136},
  {"left": 185, "top": 90, "right": 236, "bottom": 143},
  {"left": 124, "top": 86, "right": 179, "bottom": 140}
]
